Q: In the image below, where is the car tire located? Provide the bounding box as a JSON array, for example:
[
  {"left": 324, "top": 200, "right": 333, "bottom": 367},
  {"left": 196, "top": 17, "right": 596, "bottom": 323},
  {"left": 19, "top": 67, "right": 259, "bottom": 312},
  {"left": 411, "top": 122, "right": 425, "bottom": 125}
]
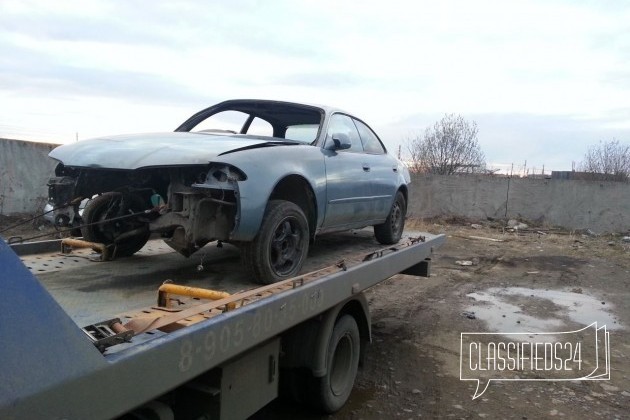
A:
[
  {"left": 242, "top": 200, "right": 309, "bottom": 284},
  {"left": 81, "top": 192, "right": 150, "bottom": 257},
  {"left": 309, "top": 315, "right": 360, "bottom": 413},
  {"left": 374, "top": 190, "right": 406, "bottom": 244}
]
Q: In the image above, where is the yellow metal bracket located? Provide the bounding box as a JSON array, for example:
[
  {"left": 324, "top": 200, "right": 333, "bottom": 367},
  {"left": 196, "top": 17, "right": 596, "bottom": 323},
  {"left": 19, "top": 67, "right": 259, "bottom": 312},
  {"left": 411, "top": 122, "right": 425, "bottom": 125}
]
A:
[
  {"left": 61, "top": 238, "right": 112, "bottom": 261},
  {"left": 157, "top": 283, "right": 235, "bottom": 310}
]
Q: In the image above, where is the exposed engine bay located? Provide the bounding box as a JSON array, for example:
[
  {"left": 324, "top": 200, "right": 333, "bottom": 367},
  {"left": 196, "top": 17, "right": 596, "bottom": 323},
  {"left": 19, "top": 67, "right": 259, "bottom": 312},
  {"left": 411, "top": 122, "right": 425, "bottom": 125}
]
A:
[{"left": 48, "top": 162, "right": 245, "bottom": 257}]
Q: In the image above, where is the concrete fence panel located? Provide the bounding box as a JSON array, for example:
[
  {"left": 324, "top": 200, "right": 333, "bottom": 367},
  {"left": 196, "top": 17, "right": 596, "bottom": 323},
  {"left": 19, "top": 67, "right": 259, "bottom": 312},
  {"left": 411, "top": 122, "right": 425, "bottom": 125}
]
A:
[
  {"left": 0, "top": 138, "right": 59, "bottom": 215},
  {"left": 408, "top": 174, "right": 630, "bottom": 232}
]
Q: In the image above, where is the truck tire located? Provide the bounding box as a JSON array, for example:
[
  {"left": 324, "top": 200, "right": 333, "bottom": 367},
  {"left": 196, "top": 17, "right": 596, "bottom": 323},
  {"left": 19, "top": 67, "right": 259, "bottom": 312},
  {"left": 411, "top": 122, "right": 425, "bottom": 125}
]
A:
[
  {"left": 81, "top": 192, "right": 150, "bottom": 257},
  {"left": 374, "top": 190, "right": 406, "bottom": 244},
  {"left": 243, "top": 200, "right": 309, "bottom": 284},
  {"left": 310, "top": 315, "right": 360, "bottom": 413}
]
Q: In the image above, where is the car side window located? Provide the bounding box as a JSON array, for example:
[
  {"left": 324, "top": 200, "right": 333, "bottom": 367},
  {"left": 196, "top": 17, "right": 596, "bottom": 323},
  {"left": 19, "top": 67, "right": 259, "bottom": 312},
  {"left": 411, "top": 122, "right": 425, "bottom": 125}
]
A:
[
  {"left": 246, "top": 117, "right": 273, "bottom": 137},
  {"left": 354, "top": 119, "right": 386, "bottom": 154},
  {"left": 326, "top": 114, "right": 363, "bottom": 152},
  {"left": 285, "top": 124, "right": 319, "bottom": 143},
  {"left": 190, "top": 110, "right": 249, "bottom": 134}
]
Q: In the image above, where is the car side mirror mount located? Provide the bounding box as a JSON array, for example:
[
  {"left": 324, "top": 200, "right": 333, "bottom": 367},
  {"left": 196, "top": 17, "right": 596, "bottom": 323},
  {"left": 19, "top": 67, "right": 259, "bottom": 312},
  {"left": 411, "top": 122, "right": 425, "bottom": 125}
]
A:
[{"left": 330, "top": 133, "right": 352, "bottom": 150}]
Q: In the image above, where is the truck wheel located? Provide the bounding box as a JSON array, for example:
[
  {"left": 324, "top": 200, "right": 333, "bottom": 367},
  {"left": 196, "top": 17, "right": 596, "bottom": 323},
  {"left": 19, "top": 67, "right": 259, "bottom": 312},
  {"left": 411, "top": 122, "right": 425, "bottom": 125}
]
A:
[
  {"left": 81, "top": 192, "right": 150, "bottom": 257},
  {"left": 374, "top": 190, "right": 406, "bottom": 244},
  {"left": 311, "top": 315, "right": 360, "bottom": 413},
  {"left": 243, "top": 200, "right": 309, "bottom": 284}
]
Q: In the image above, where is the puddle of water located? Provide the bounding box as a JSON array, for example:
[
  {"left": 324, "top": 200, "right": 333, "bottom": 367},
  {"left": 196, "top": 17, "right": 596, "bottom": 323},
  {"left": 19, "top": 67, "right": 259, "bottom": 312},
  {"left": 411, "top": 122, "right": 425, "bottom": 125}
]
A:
[
  {"left": 467, "top": 290, "right": 564, "bottom": 339},
  {"left": 466, "top": 287, "right": 622, "bottom": 341}
]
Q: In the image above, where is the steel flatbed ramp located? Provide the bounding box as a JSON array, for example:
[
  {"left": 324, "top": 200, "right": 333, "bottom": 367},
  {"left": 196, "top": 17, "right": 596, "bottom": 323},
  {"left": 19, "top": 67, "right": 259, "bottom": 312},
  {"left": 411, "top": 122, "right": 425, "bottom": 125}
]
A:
[
  {"left": 19, "top": 230, "right": 421, "bottom": 326},
  {"left": 1, "top": 230, "right": 444, "bottom": 419}
]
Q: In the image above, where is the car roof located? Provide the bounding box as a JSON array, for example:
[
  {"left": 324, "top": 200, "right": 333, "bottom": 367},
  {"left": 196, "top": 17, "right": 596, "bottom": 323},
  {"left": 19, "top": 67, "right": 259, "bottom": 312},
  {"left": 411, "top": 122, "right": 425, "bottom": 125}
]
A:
[{"left": 215, "top": 99, "right": 353, "bottom": 118}]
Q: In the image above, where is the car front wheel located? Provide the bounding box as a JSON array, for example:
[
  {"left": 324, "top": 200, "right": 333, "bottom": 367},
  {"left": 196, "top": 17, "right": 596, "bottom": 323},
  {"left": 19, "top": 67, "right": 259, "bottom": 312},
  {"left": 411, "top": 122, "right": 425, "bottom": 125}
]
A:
[
  {"left": 242, "top": 200, "right": 310, "bottom": 284},
  {"left": 81, "top": 192, "right": 150, "bottom": 257}
]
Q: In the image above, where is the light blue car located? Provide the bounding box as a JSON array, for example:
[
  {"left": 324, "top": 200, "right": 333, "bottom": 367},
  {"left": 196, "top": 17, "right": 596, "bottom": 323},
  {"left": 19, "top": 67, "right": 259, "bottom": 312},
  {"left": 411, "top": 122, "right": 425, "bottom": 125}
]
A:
[{"left": 47, "top": 99, "right": 410, "bottom": 283}]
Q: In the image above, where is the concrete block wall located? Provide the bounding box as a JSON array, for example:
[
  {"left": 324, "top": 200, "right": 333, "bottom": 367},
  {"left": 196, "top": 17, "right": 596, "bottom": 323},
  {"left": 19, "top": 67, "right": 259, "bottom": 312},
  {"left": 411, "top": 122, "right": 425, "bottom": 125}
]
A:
[
  {"left": 408, "top": 174, "right": 630, "bottom": 233},
  {"left": 0, "top": 138, "right": 59, "bottom": 215},
  {"left": 1, "top": 138, "right": 629, "bottom": 232}
]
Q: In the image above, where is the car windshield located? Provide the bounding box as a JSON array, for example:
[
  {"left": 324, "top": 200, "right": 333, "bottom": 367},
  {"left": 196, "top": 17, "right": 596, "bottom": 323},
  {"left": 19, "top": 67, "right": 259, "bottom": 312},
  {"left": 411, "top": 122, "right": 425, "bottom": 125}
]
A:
[{"left": 186, "top": 102, "right": 323, "bottom": 144}]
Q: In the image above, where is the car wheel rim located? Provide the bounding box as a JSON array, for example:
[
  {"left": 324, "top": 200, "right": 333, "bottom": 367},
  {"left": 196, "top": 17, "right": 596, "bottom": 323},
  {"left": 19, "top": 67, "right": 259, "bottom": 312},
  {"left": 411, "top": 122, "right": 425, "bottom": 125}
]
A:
[
  {"left": 270, "top": 216, "right": 303, "bottom": 276},
  {"left": 390, "top": 201, "right": 402, "bottom": 234}
]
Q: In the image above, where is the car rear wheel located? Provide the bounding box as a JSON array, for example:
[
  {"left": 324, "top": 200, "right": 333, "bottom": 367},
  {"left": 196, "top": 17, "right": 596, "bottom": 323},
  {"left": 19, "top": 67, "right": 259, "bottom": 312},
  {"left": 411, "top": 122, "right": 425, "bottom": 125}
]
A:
[
  {"left": 374, "top": 190, "right": 406, "bottom": 244},
  {"left": 242, "top": 200, "right": 309, "bottom": 284},
  {"left": 81, "top": 192, "right": 150, "bottom": 257}
]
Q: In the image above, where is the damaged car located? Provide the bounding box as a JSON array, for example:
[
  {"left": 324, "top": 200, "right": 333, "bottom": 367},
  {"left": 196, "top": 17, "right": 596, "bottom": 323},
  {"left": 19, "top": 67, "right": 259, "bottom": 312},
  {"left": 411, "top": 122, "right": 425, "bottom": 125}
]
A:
[{"left": 47, "top": 99, "right": 410, "bottom": 283}]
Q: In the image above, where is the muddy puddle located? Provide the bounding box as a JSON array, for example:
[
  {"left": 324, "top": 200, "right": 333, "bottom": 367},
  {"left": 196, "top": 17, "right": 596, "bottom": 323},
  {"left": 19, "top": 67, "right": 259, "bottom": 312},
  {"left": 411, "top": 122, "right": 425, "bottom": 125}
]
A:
[{"left": 465, "top": 287, "right": 623, "bottom": 341}]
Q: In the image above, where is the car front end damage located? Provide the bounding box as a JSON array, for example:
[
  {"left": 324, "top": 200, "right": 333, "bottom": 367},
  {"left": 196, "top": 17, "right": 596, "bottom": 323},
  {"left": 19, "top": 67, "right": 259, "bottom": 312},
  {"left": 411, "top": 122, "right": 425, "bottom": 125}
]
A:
[{"left": 47, "top": 162, "right": 246, "bottom": 257}]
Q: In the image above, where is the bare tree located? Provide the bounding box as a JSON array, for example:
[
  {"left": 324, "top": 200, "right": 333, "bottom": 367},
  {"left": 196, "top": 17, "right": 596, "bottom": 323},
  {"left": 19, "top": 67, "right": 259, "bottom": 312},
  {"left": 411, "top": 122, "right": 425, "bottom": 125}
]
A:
[
  {"left": 407, "top": 114, "right": 485, "bottom": 174},
  {"left": 579, "top": 139, "right": 630, "bottom": 181}
]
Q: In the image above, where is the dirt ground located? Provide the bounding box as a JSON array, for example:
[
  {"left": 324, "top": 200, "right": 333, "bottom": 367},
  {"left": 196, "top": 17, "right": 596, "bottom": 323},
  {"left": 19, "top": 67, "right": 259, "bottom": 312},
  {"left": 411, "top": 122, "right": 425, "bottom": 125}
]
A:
[
  {"left": 2, "top": 215, "right": 629, "bottom": 419},
  {"left": 353, "top": 221, "right": 628, "bottom": 419},
  {"left": 261, "top": 219, "right": 630, "bottom": 419}
]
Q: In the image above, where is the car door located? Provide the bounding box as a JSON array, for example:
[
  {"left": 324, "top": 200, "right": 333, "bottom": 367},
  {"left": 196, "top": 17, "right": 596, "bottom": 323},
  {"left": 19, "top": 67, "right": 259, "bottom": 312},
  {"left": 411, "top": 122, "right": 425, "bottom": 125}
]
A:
[
  {"left": 322, "top": 113, "right": 373, "bottom": 228},
  {"left": 353, "top": 118, "right": 398, "bottom": 219}
]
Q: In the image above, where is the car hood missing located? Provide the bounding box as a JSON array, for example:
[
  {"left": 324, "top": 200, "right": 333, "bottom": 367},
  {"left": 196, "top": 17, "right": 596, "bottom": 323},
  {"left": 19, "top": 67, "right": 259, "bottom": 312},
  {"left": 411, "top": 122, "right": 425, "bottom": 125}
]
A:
[{"left": 49, "top": 132, "right": 275, "bottom": 169}]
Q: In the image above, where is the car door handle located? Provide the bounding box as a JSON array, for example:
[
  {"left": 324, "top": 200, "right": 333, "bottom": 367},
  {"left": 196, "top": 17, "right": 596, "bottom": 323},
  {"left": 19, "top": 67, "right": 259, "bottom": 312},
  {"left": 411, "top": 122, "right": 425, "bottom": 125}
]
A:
[
  {"left": 362, "top": 164, "right": 370, "bottom": 172},
  {"left": 392, "top": 165, "right": 398, "bottom": 172}
]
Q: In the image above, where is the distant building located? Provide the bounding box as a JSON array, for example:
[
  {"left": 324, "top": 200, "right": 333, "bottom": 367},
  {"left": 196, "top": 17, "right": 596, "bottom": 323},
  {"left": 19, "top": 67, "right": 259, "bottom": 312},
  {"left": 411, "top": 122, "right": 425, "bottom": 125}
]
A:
[
  {"left": 551, "top": 171, "right": 628, "bottom": 182},
  {"left": 526, "top": 173, "right": 551, "bottom": 179}
]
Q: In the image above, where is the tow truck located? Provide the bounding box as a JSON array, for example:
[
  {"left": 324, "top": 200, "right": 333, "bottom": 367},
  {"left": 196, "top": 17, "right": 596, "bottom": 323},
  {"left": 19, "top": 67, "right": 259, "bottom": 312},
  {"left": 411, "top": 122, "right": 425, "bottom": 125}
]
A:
[{"left": 0, "top": 229, "right": 444, "bottom": 419}]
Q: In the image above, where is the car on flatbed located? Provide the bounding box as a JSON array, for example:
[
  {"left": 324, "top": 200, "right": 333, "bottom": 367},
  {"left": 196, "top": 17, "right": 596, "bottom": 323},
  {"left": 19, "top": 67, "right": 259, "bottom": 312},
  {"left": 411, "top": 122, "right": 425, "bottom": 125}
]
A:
[{"left": 47, "top": 99, "right": 410, "bottom": 283}]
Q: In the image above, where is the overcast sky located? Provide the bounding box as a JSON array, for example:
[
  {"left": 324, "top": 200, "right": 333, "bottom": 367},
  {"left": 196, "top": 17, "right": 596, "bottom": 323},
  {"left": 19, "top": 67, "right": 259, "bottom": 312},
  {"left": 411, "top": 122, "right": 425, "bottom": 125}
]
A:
[{"left": 1, "top": 0, "right": 629, "bottom": 172}]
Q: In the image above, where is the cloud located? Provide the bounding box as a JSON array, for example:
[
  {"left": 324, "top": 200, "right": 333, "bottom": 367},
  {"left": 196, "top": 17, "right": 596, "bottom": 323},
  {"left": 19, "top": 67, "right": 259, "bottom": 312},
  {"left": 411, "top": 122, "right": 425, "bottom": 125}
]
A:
[
  {"left": 1, "top": 1, "right": 326, "bottom": 58},
  {"left": 275, "top": 71, "right": 369, "bottom": 88},
  {"left": 1, "top": 0, "right": 630, "bottom": 168},
  {"left": 0, "top": 42, "right": 208, "bottom": 106}
]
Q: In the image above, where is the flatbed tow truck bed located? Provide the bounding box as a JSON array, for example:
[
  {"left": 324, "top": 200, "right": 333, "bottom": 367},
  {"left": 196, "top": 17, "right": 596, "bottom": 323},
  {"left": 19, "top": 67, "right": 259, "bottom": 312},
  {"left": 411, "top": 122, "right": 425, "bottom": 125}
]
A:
[{"left": 1, "top": 229, "right": 444, "bottom": 420}]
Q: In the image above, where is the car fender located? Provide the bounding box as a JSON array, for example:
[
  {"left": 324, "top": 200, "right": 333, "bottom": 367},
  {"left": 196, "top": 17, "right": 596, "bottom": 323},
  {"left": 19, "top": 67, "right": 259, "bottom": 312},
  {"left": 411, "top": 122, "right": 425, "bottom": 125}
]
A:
[{"left": 215, "top": 145, "right": 327, "bottom": 241}]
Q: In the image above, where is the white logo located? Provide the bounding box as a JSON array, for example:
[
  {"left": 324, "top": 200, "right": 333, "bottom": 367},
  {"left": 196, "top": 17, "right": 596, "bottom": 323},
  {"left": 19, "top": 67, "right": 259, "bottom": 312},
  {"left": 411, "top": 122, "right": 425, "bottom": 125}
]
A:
[{"left": 460, "top": 322, "right": 610, "bottom": 399}]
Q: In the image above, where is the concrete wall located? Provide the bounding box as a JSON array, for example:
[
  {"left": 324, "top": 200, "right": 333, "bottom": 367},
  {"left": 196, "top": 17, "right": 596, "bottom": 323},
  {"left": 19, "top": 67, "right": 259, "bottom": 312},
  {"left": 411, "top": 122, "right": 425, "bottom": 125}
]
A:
[
  {"left": 408, "top": 174, "right": 630, "bottom": 232},
  {"left": 1, "top": 138, "right": 629, "bottom": 232},
  {"left": 0, "top": 138, "right": 59, "bottom": 215}
]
